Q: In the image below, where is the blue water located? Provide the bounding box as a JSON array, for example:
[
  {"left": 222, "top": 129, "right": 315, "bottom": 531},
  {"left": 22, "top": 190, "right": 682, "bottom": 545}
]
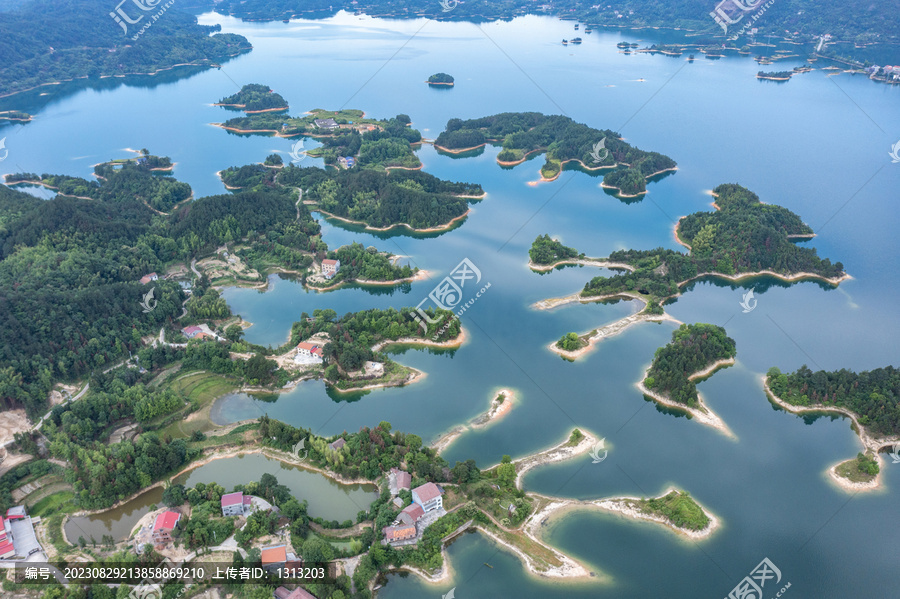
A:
[{"left": 4, "top": 12, "right": 899, "bottom": 598}]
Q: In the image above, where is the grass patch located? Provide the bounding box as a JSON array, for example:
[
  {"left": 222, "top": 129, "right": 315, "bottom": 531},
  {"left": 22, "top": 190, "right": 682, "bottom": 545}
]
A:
[
  {"left": 30, "top": 490, "right": 76, "bottom": 517},
  {"left": 158, "top": 371, "right": 238, "bottom": 439},
  {"left": 638, "top": 491, "right": 709, "bottom": 531},
  {"left": 835, "top": 453, "right": 879, "bottom": 483}
]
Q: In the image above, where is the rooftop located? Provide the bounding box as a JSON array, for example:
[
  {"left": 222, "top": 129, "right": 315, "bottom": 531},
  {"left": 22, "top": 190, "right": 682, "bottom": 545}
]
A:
[
  {"left": 261, "top": 545, "right": 287, "bottom": 565},
  {"left": 221, "top": 491, "right": 244, "bottom": 507},
  {"left": 412, "top": 482, "right": 443, "bottom": 502},
  {"left": 153, "top": 511, "right": 180, "bottom": 531}
]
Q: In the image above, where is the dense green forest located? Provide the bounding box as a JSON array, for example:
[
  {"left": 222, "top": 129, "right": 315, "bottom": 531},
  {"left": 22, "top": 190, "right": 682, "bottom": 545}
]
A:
[
  {"left": 580, "top": 183, "right": 844, "bottom": 309},
  {"left": 288, "top": 166, "right": 480, "bottom": 230},
  {"left": 767, "top": 365, "right": 900, "bottom": 436},
  {"left": 758, "top": 71, "right": 794, "bottom": 79},
  {"left": 0, "top": 0, "right": 251, "bottom": 97},
  {"left": 218, "top": 83, "right": 289, "bottom": 112},
  {"left": 644, "top": 324, "right": 737, "bottom": 407},
  {"left": 0, "top": 147, "right": 470, "bottom": 416},
  {"left": 434, "top": 112, "right": 676, "bottom": 195},
  {"left": 529, "top": 234, "right": 584, "bottom": 265}
]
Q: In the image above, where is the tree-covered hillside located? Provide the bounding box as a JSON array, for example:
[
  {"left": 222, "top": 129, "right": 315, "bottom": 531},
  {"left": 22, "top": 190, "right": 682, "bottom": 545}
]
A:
[
  {"left": 0, "top": 0, "right": 251, "bottom": 97},
  {"left": 644, "top": 324, "right": 737, "bottom": 407},
  {"left": 767, "top": 365, "right": 900, "bottom": 437}
]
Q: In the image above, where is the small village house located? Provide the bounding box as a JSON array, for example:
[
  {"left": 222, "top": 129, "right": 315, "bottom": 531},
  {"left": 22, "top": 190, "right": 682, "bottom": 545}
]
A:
[{"left": 152, "top": 511, "right": 181, "bottom": 544}]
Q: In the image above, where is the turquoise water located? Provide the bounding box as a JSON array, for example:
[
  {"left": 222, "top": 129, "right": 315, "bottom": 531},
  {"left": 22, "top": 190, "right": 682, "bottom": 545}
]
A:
[{"left": 4, "top": 11, "right": 899, "bottom": 598}]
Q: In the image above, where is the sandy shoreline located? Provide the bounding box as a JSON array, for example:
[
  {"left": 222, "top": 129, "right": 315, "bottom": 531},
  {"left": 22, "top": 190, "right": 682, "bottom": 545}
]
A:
[
  {"left": 591, "top": 487, "right": 720, "bottom": 541},
  {"left": 509, "top": 429, "right": 599, "bottom": 489},
  {"left": 528, "top": 258, "right": 635, "bottom": 272},
  {"left": 763, "top": 377, "right": 897, "bottom": 492},
  {"left": 312, "top": 207, "right": 470, "bottom": 233},
  {"left": 371, "top": 326, "right": 467, "bottom": 352},
  {"left": 307, "top": 269, "right": 430, "bottom": 292},
  {"left": 327, "top": 367, "right": 426, "bottom": 395},
  {"left": 636, "top": 358, "right": 737, "bottom": 439},
  {"left": 431, "top": 388, "right": 517, "bottom": 454}
]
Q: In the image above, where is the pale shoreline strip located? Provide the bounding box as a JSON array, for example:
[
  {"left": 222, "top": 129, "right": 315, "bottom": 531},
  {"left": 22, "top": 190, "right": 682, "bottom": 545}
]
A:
[
  {"left": 431, "top": 388, "right": 517, "bottom": 454},
  {"left": 528, "top": 258, "right": 636, "bottom": 273},
  {"left": 636, "top": 359, "right": 737, "bottom": 439}
]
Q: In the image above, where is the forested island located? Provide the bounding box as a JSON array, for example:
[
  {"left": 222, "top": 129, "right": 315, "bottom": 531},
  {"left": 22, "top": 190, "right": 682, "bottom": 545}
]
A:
[
  {"left": 642, "top": 324, "right": 736, "bottom": 409},
  {"left": 580, "top": 183, "right": 844, "bottom": 309},
  {"left": 534, "top": 184, "right": 843, "bottom": 383},
  {"left": 216, "top": 83, "right": 289, "bottom": 112},
  {"left": 529, "top": 234, "right": 584, "bottom": 266},
  {"left": 427, "top": 72, "right": 455, "bottom": 86},
  {"left": 434, "top": 112, "right": 676, "bottom": 193},
  {"left": 765, "top": 365, "right": 899, "bottom": 489},
  {"left": 757, "top": 71, "right": 793, "bottom": 81},
  {"left": 0, "top": 0, "right": 251, "bottom": 98}
]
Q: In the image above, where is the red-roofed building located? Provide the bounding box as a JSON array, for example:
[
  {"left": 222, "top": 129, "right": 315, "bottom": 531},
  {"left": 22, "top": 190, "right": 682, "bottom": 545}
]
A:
[
  {"left": 274, "top": 586, "right": 317, "bottom": 599},
  {"left": 182, "top": 326, "right": 203, "bottom": 339},
  {"left": 390, "top": 468, "right": 411, "bottom": 494},
  {"left": 152, "top": 511, "right": 181, "bottom": 544},
  {"left": 261, "top": 545, "right": 288, "bottom": 569},
  {"left": 295, "top": 342, "right": 324, "bottom": 363},
  {"left": 383, "top": 524, "right": 416, "bottom": 543},
  {"left": 398, "top": 503, "right": 424, "bottom": 526},
  {"left": 221, "top": 492, "right": 247, "bottom": 517},
  {"left": 0, "top": 540, "right": 14, "bottom": 559},
  {"left": 139, "top": 273, "right": 159, "bottom": 285},
  {"left": 412, "top": 482, "right": 443, "bottom": 513}
]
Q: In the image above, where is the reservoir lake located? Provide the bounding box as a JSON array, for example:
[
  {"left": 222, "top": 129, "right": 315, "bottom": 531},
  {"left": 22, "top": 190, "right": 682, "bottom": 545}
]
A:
[{"left": 4, "top": 12, "right": 899, "bottom": 598}]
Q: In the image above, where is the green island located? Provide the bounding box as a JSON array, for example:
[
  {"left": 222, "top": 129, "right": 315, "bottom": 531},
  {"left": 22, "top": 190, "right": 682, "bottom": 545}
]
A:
[
  {"left": 2, "top": 363, "right": 717, "bottom": 599},
  {"left": 556, "top": 332, "right": 588, "bottom": 353},
  {"left": 528, "top": 234, "right": 585, "bottom": 267},
  {"left": 757, "top": 70, "right": 794, "bottom": 81},
  {"left": 0, "top": 0, "right": 251, "bottom": 98},
  {"left": 0, "top": 151, "right": 478, "bottom": 418},
  {"left": 217, "top": 83, "right": 290, "bottom": 113},
  {"left": 765, "top": 365, "right": 900, "bottom": 490},
  {"left": 535, "top": 183, "right": 846, "bottom": 361},
  {"left": 427, "top": 72, "right": 455, "bottom": 86},
  {"left": 218, "top": 159, "right": 482, "bottom": 231},
  {"left": 636, "top": 323, "right": 737, "bottom": 435},
  {"left": 5, "top": 149, "right": 189, "bottom": 213},
  {"left": 433, "top": 112, "right": 676, "bottom": 193},
  {"left": 0, "top": 110, "right": 32, "bottom": 122}
]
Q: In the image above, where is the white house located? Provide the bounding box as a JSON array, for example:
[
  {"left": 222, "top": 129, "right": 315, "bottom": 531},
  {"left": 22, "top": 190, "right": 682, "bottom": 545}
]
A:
[
  {"left": 321, "top": 259, "right": 340, "bottom": 279},
  {"left": 295, "top": 342, "right": 324, "bottom": 364},
  {"left": 411, "top": 482, "right": 443, "bottom": 513}
]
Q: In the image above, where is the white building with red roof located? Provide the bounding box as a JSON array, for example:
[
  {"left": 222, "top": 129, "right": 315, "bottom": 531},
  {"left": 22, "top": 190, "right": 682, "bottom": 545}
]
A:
[
  {"left": 321, "top": 259, "right": 340, "bottom": 279},
  {"left": 411, "top": 482, "right": 443, "bottom": 513},
  {"left": 295, "top": 342, "right": 324, "bottom": 364}
]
